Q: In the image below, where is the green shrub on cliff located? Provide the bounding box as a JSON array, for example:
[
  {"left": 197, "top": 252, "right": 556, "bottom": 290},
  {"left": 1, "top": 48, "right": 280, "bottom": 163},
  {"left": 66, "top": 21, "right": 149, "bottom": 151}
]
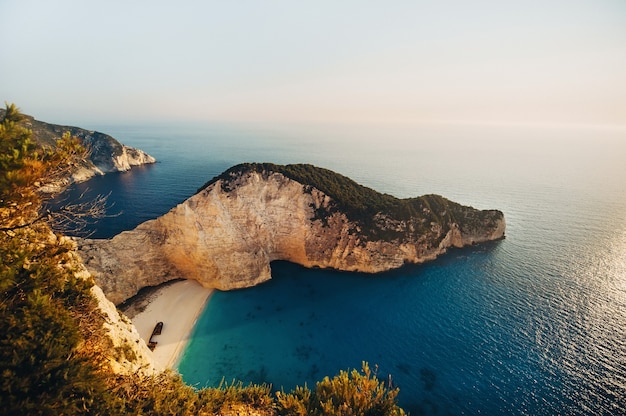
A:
[
  {"left": 0, "top": 104, "right": 113, "bottom": 414},
  {"left": 107, "top": 372, "right": 274, "bottom": 415},
  {"left": 277, "top": 362, "right": 405, "bottom": 416},
  {"left": 110, "top": 364, "right": 405, "bottom": 416},
  {"left": 0, "top": 228, "right": 113, "bottom": 415}
]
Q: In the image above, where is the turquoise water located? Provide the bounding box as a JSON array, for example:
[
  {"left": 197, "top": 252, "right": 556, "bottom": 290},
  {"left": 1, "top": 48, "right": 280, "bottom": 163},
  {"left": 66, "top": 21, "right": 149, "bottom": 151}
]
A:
[{"left": 63, "top": 122, "right": 626, "bottom": 414}]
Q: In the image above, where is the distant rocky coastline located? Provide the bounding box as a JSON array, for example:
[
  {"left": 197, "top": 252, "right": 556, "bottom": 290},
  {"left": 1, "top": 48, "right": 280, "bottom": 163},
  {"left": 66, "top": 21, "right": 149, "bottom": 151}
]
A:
[
  {"left": 78, "top": 163, "right": 505, "bottom": 304},
  {"left": 0, "top": 109, "right": 156, "bottom": 189}
]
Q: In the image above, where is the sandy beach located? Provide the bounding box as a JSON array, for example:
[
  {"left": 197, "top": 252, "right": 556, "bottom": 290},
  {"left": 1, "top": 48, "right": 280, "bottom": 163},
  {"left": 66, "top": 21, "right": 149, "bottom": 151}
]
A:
[{"left": 129, "top": 280, "right": 213, "bottom": 371}]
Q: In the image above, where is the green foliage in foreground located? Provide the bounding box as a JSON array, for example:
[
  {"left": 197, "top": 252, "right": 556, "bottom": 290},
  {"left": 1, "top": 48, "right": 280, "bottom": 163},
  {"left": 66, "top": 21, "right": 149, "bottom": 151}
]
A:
[
  {"left": 0, "top": 103, "right": 112, "bottom": 414},
  {"left": 0, "top": 104, "right": 407, "bottom": 415},
  {"left": 276, "top": 363, "right": 405, "bottom": 416},
  {"left": 107, "top": 372, "right": 275, "bottom": 415},
  {"left": 0, "top": 228, "right": 111, "bottom": 415},
  {"left": 108, "top": 363, "right": 404, "bottom": 416}
]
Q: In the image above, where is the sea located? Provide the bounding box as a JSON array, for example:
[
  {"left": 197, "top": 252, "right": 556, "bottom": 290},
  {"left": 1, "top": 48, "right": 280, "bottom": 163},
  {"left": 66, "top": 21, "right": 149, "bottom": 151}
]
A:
[{"left": 60, "top": 121, "right": 626, "bottom": 415}]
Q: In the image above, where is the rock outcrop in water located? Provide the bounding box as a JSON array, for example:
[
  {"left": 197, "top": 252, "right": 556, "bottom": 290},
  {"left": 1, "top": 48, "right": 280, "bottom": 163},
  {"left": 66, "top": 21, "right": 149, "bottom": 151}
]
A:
[
  {"left": 0, "top": 109, "right": 156, "bottom": 186},
  {"left": 78, "top": 163, "right": 505, "bottom": 304}
]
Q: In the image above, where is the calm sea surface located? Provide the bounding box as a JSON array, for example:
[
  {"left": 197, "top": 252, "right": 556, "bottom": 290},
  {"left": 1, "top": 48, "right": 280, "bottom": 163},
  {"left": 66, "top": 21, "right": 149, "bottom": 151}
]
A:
[{"left": 63, "top": 122, "right": 626, "bottom": 415}]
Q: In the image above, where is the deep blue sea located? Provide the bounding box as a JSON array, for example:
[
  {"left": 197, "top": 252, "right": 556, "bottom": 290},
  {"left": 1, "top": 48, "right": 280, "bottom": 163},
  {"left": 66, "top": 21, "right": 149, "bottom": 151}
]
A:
[{"left": 62, "top": 122, "right": 626, "bottom": 415}]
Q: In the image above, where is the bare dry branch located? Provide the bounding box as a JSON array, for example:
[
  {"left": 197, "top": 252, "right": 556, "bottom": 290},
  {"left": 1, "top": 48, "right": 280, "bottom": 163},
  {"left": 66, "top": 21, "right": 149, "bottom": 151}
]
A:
[{"left": 48, "top": 191, "right": 120, "bottom": 237}]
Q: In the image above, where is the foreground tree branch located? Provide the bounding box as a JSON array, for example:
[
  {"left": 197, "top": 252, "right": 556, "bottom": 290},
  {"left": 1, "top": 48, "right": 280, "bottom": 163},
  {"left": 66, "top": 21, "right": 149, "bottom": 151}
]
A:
[{"left": 0, "top": 103, "right": 110, "bottom": 235}]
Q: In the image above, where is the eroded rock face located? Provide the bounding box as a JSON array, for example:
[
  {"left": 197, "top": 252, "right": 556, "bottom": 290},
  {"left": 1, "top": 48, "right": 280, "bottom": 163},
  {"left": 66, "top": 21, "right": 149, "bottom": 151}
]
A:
[
  {"left": 64, "top": 240, "right": 158, "bottom": 375},
  {"left": 71, "top": 140, "right": 156, "bottom": 182},
  {"left": 89, "top": 284, "right": 158, "bottom": 375},
  {"left": 78, "top": 170, "right": 505, "bottom": 304}
]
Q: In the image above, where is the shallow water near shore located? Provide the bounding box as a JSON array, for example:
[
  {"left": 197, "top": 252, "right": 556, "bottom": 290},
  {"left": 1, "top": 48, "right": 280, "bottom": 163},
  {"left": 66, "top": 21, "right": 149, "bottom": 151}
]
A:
[{"left": 63, "top": 121, "right": 626, "bottom": 414}]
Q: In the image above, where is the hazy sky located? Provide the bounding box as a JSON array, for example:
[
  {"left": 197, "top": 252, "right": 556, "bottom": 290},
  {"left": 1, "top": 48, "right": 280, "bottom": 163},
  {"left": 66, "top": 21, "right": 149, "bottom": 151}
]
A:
[{"left": 1, "top": 1, "right": 625, "bottom": 126}]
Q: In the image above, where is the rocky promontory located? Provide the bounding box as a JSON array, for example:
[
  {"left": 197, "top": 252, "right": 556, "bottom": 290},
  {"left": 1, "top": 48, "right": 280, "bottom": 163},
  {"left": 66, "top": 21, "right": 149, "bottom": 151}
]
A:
[
  {"left": 0, "top": 109, "right": 156, "bottom": 185},
  {"left": 78, "top": 163, "right": 505, "bottom": 304}
]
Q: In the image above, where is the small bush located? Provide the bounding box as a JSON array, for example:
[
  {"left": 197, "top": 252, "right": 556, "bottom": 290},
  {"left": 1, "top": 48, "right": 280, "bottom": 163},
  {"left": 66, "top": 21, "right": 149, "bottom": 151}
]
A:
[
  {"left": 108, "top": 372, "right": 275, "bottom": 415},
  {"left": 277, "top": 362, "right": 405, "bottom": 416},
  {"left": 276, "top": 385, "right": 312, "bottom": 416}
]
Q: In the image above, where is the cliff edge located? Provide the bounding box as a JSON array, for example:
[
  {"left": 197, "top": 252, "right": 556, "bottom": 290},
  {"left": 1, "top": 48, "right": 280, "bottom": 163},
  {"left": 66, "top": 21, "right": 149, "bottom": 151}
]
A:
[{"left": 78, "top": 163, "right": 505, "bottom": 304}]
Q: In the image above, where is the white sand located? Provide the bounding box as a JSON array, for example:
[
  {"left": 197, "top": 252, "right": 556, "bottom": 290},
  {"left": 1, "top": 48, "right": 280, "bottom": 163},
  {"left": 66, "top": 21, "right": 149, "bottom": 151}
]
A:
[{"left": 131, "top": 280, "right": 213, "bottom": 370}]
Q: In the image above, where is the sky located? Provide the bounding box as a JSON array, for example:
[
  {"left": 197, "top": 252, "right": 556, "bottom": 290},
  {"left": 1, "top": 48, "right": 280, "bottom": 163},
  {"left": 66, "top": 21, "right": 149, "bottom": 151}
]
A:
[{"left": 1, "top": 0, "right": 625, "bottom": 127}]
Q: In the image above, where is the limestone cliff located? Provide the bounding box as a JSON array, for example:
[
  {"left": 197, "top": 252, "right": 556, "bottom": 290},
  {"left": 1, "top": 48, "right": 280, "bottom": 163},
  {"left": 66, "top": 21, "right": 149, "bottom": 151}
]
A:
[
  {"left": 62, "top": 236, "right": 158, "bottom": 375},
  {"left": 87, "top": 284, "right": 159, "bottom": 376},
  {"left": 78, "top": 164, "right": 505, "bottom": 304},
  {"left": 0, "top": 109, "right": 156, "bottom": 185}
]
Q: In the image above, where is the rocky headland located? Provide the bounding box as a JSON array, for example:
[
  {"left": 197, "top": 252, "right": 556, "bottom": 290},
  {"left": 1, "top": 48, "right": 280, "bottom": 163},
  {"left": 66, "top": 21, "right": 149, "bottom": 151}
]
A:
[
  {"left": 0, "top": 109, "right": 156, "bottom": 186},
  {"left": 78, "top": 163, "right": 505, "bottom": 304}
]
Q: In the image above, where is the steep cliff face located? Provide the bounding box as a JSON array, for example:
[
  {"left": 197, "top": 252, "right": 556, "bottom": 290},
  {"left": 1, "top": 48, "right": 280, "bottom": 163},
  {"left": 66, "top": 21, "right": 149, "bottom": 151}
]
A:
[
  {"left": 78, "top": 164, "right": 505, "bottom": 304},
  {"left": 70, "top": 137, "right": 156, "bottom": 183},
  {"left": 64, "top": 237, "right": 158, "bottom": 375},
  {"left": 4, "top": 110, "right": 156, "bottom": 185},
  {"left": 88, "top": 284, "right": 158, "bottom": 375}
]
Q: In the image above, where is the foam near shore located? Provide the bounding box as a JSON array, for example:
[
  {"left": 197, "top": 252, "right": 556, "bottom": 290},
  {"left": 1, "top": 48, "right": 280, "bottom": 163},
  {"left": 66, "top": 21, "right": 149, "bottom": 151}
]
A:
[{"left": 129, "top": 280, "right": 213, "bottom": 371}]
